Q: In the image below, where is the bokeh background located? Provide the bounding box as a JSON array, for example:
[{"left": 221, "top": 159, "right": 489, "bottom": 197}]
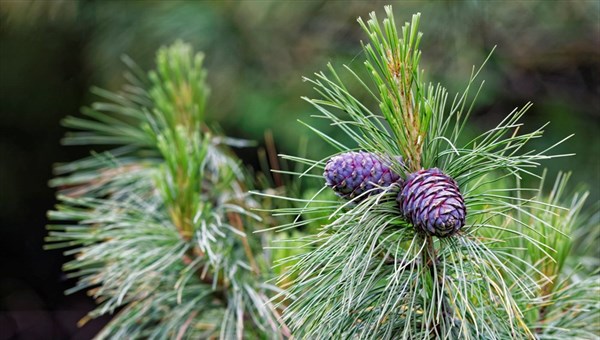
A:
[{"left": 0, "top": 1, "right": 598, "bottom": 338}]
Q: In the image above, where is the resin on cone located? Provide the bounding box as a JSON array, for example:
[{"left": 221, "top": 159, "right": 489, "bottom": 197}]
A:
[
  {"left": 398, "top": 168, "right": 465, "bottom": 237},
  {"left": 324, "top": 151, "right": 402, "bottom": 200}
]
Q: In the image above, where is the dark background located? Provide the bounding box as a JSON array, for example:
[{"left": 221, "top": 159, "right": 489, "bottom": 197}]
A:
[{"left": 0, "top": 1, "right": 598, "bottom": 339}]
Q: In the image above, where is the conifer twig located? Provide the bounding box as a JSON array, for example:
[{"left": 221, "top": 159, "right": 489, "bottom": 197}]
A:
[
  {"left": 227, "top": 212, "right": 260, "bottom": 275},
  {"left": 256, "top": 6, "right": 589, "bottom": 338},
  {"left": 47, "top": 41, "right": 289, "bottom": 339}
]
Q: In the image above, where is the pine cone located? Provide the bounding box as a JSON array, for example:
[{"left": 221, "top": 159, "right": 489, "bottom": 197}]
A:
[
  {"left": 324, "top": 151, "right": 402, "bottom": 200},
  {"left": 397, "top": 168, "right": 465, "bottom": 237}
]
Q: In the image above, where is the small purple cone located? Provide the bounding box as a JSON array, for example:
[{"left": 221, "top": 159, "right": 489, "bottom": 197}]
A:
[
  {"left": 397, "top": 168, "right": 466, "bottom": 237},
  {"left": 324, "top": 151, "right": 402, "bottom": 200}
]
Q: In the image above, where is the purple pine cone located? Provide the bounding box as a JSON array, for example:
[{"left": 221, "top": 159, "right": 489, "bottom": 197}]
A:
[
  {"left": 324, "top": 151, "right": 402, "bottom": 200},
  {"left": 397, "top": 168, "right": 466, "bottom": 237}
]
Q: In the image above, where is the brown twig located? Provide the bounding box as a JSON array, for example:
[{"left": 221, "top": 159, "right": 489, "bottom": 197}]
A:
[
  {"left": 176, "top": 311, "right": 198, "bottom": 340},
  {"left": 227, "top": 212, "right": 260, "bottom": 275},
  {"left": 264, "top": 130, "right": 283, "bottom": 188}
]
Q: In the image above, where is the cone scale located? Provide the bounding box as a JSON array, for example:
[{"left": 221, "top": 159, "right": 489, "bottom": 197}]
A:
[
  {"left": 323, "top": 151, "right": 402, "bottom": 200},
  {"left": 397, "top": 168, "right": 466, "bottom": 237}
]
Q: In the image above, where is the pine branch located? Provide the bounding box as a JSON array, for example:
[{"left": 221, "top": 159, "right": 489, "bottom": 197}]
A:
[
  {"left": 258, "top": 5, "right": 597, "bottom": 339},
  {"left": 483, "top": 171, "right": 600, "bottom": 339},
  {"left": 47, "top": 41, "right": 288, "bottom": 339}
]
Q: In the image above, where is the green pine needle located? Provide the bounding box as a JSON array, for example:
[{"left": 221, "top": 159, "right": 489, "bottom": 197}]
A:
[
  {"left": 256, "top": 6, "right": 596, "bottom": 339},
  {"left": 47, "top": 41, "right": 289, "bottom": 339}
]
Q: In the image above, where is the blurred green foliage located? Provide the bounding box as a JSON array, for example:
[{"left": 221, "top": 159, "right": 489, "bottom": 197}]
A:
[{"left": 2, "top": 1, "right": 598, "bottom": 200}]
